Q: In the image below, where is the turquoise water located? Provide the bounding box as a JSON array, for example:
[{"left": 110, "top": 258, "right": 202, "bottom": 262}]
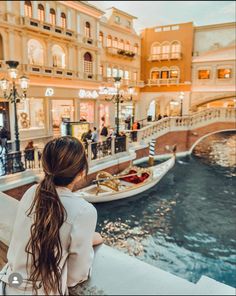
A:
[{"left": 95, "top": 132, "right": 236, "bottom": 287}]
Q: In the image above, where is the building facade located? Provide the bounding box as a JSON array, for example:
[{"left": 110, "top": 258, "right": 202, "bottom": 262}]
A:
[
  {"left": 137, "top": 22, "right": 194, "bottom": 120},
  {"left": 191, "top": 22, "right": 236, "bottom": 111},
  {"left": 0, "top": 1, "right": 141, "bottom": 147}
]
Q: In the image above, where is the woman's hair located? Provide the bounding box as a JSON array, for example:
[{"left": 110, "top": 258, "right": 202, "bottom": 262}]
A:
[{"left": 25, "top": 136, "right": 88, "bottom": 295}]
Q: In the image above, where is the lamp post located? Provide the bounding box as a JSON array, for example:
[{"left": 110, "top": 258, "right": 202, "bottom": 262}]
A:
[
  {"left": 179, "top": 92, "right": 184, "bottom": 117},
  {"left": 105, "top": 77, "right": 134, "bottom": 135},
  {"left": 0, "top": 60, "right": 29, "bottom": 172}
]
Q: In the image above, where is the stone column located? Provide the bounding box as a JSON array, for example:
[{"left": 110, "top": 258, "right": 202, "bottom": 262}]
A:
[
  {"left": 45, "top": 3, "right": 50, "bottom": 23},
  {"left": 21, "top": 33, "right": 28, "bottom": 65},
  {"left": 56, "top": 7, "right": 61, "bottom": 27},
  {"left": 111, "top": 136, "right": 116, "bottom": 155},
  {"left": 19, "top": 1, "right": 25, "bottom": 16},
  {"left": 6, "top": 1, "right": 12, "bottom": 13},
  {"left": 32, "top": 1, "right": 38, "bottom": 19},
  {"left": 76, "top": 13, "right": 81, "bottom": 34},
  {"left": 8, "top": 31, "right": 15, "bottom": 60},
  {"left": 67, "top": 10, "right": 72, "bottom": 30}
]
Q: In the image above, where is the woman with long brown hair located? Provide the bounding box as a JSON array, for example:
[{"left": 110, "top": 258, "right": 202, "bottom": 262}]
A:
[{"left": 0, "top": 136, "right": 103, "bottom": 295}]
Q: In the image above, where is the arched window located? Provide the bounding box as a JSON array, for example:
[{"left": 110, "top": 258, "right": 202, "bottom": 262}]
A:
[
  {"left": 0, "top": 34, "right": 3, "bottom": 60},
  {"left": 84, "top": 52, "right": 92, "bottom": 73},
  {"left": 112, "top": 68, "right": 118, "bottom": 77},
  {"left": 85, "top": 22, "right": 91, "bottom": 38},
  {"left": 124, "top": 70, "right": 129, "bottom": 79},
  {"left": 24, "top": 1, "right": 32, "bottom": 18},
  {"left": 119, "top": 69, "right": 124, "bottom": 78},
  {"left": 133, "top": 43, "right": 138, "bottom": 54},
  {"left": 99, "top": 65, "right": 103, "bottom": 75},
  {"left": 160, "top": 66, "right": 169, "bottom": 79},
  {"left": 52, "top": 44, "right": 65, "bottom": 68},
  {"left": 107, "top": 35, "right": 112, "bottom": 47},
  {"left": 61, "top": 12, "right": 66, "bottom": 28},
  {"left": 27, "top": 39, "right": 44, "bottom": 65},
  {"left": 169, "top": 66, "right": 179, "bottom": 79},
  {"left": 113, "top": 37, "right": 118, "bottom": 48},
  {"left": 99, "top": 31, "right": 103, "bottom": 44},
  {"left": 38, "top": 4, "right": 45, "bottom": 22},
  {"left": 161, "top": 42, "right": 170, "bottom": 59},
  {"left": 151, "top": 68, "right": 160, "bottom": 79},
  {"left": 125, "top": 41, "right": 130, "bottom": 51},
  {"left": 171, "top": 41, "right": 181, "bottom": 59},
  {"left": 106, "top": 67, "right": 111, "bottom": 77},
  {"left": 50, "top": 8, "right": 56, "bottom": 25},
  {"left": 152, "top": 43, "right": 161, "bottom": 56},
  {"left": 118, "top": 39, "right": 124, "bottom": 49}
]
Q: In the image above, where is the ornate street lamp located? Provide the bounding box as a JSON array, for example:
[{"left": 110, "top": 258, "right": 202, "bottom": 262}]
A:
[
  {"left": 0, "top": 60, "right": 29, "bottom": 172},
  {"left": 105, "top": 77, "right": 134, "bottom": 135},
  {"left": 179, "top": 92, "right": 184, "bottom": 116}
]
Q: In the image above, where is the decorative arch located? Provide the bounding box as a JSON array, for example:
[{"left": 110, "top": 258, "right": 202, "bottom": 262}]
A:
[
  {"left": 161, "top": 41, "right": 170, "bottom": 59},
  {"left": 125, "top": 41, "right": 130, "bottom": 51},
  {"left": 150, "top": 67, "right": 160, "bottom": 79},
  {"left": 151, "top": 42, "right": 161, "bottom": 55},
  {"left": 85, "top": 21, "right": 91, "bottom": 38},
  {"left": 27, "top": 39, "right": 44, "bottom": 65},
  {"left": 61, "top": 12, "right": 66, "bottom": 28},
  {"left": 24, "top": 1, "right": 32, "bottom": 17},
  {"left": 50, "top": 8, "right": 56, "bottom": 25},
  {"left": 113, "top": 37, "right": 118, "bottom": 48},
  {"left": 0, "top": 34, "right": 4, "bottom": 60},
  {"left": 169, "top": 66, "right": 180, "bottom": 78},
  {"left": 107, "top": 35, "right": 112, "bottom": 47},
  {"left": 171, "top": 40, "right": 181, "bottom": 58},
  {"left": 118, "top": 39, "right": 124, "bottom": 49},
  {"left": 51, "top": 44, "right": 65, "bottom": 68},
  {"left": 38, "top": 4, "right": 45, "bottom": 21}
]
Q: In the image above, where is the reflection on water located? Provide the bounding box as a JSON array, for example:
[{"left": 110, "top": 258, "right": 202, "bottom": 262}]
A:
[{"left": 95, "top": 132, "right": 236, "bottom": 287}]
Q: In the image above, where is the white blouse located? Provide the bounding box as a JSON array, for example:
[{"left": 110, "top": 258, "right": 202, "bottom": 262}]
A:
[{"left": 0, "top": 184, "right": 97, "bottom": 295}]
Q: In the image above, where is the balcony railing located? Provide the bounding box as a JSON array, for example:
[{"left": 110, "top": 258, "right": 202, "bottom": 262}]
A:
[
  {"left": 148, "top": 78, "right": 180, "bottom": 86},
  {"left": 106, "top": 47, "right": 136, "bottom": 59},
  {"left": 20, "top": 17, "right": 75, "bottom": 39},
  {"left": 148, "top": 52, "right": 182, "bottom": 61}
]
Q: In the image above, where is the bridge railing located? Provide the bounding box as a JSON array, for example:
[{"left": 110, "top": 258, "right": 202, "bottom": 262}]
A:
[{"left": 126, "top": 108, "right": 236, "bottom": 143}]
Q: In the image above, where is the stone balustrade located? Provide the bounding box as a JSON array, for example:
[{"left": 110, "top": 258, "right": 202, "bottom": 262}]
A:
[{"left": 132, "top": 108, "right": 236, "bottom": 143}]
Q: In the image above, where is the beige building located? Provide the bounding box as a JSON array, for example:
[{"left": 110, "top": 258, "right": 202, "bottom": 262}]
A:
[
  {"left": 191, "top": 22, "right": 236, "bottom": 111},
  {"left": 0, "top": 1, "right": 141, "bottom": 147}
]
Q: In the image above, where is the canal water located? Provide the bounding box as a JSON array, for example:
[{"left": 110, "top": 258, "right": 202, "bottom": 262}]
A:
[{"left": 95, "top": 131, "right": 236, "bottom": 287}]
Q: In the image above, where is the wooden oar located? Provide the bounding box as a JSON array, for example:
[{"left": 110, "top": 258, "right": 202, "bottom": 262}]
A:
[{"left": 92, "top": 172, "right": 143, "bottom": 184}]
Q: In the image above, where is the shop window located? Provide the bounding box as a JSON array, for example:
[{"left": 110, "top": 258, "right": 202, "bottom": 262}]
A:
[
  {"left": 24, "top": 1, "right": 32, "bottom": 18},
  {"left": 124, "top": 70, "right": 129, "bottom": 79},
  {"left": 52, "top": 44, "right": 65, "bottom": 68},
  {"left": 84, "top": 52, "right": 92, "bottom": 73},
  {"left": 80, "top": 102, "right": 94, "bottom": 123},
  {"left": 125, "top": 41, "right": 130, "bottom": 51},
  {"left": 37, "top": 4, "right": 45, "bottom": 22},
  {"left": 52, "top": 100, "right": 74, "bottom": 129},
  {"left": 198, "top": 70, "right": 210, "bottom": 79},
  {"left": 151, "top": 71, "right": 160, "bottom": 79},
  {"left": 100, "top": 104, "right": 110, "bottom": 127},
  {"left": 112, "top": 68, "right": 118, "bottom": 77},
  {"left": 107, "top": 35, "right": 112, "bottom": 47},
  {"left": 106, "top": 67, "right": 111, "bottom": 77},
  {"left": 99, "top": 31, "right": 103, "bottom": 44},
  {"left": 119, "top": 69, "right": 124, "bottom": 78},
  {"left": 0, "top": 34, "right": 3, "bottom": 60},
  {"left": 85, "top": 22, "right": 91, "bottom": 38},
  {"left": 28, "top": 39, "right": 44, "bottom": 65},
  {"left": 61, "top": 12, "right": 66, "bottom": 28},
  {"left": 18, "top": 98, "right": 45, "bottom": 130},
  {"left": 161, "top": 71, "right": 169, "bottom": 79},
  {"left": 113, "top": 37, "right": 118, "bottom": 48},
  {"left": 217, "top": 68, "right": 232, "bottom": 79},
  {"left": 50, "top": 8, "right": 56, "bottom": 25},
  {"left": 170, "top": 70, "right": 178, "bottom": 78},
  {"left": 118, "top": 39, "right": 124, "bottom": 50}
]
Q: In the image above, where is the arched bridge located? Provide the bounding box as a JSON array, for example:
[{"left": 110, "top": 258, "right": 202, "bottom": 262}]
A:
[{"left": 131, "top": 108, "right": 236, "bottom": 155}]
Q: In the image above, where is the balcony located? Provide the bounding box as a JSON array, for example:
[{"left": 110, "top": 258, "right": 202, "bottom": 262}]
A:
[
  {"left": 148, "top": 52, "right": 182, "bottom": 61},
  {"left": 20, "top": 17, "right": 75, "bottom": 40},
  {"left": 106, "top": 47, "right": 136, "bottom": 59},
  {"left": 147, "top": 78, "right": 180, "bottom": 86}
]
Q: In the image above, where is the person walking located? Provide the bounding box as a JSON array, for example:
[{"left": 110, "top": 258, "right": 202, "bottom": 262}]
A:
[
  {"left": 0, "top": 126, "right": 9, "bottom": 153},
  {"left": 100, "top": 124, "right": 108, "bottom": 142},
  {"left": 91, "top": 127, "right": 98, "bottom": 159},
  {"left": 0, "top": 136, "right": 103, "bottom": 295}
]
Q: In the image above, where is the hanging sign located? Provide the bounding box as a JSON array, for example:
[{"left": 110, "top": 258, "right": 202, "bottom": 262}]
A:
[{"left": 45, "top": 88, "right": 54, "bottom": 97}]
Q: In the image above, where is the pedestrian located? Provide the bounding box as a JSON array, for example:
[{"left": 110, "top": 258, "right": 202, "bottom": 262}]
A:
[
  {"left": 24, "top": 140, "right": 35, "bottom": 168},
  {"left": 100, "top": 123, "right": 108, "bottom": 142},
  {"left": 91, "top": 127, "right": 98, "bottom": 159},
  {"left": 157, "top": 114, "right": 162, "bottom": 121},
  {"left": 132, "top": 121, "right": 138, "bottom": 141},
  {"left": 125, "top": 115, "right": 131, "bottom": 130},
  {"left": 0, "top": 126, "right": 9, "bottom": 153},
  {"left": 0, "top": 136, "right": 103, "bottom": 295}
]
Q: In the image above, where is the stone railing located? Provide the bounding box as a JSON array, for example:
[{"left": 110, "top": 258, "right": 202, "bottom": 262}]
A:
[
  {"left": 148, "top": 78, "right": 180, "bottom": 86},
  {"left": 148, "top": 52, "right": 182, "bottom": 61},
  {"left": 126, "top": 108, "right": 236, "bottom": 144}
]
